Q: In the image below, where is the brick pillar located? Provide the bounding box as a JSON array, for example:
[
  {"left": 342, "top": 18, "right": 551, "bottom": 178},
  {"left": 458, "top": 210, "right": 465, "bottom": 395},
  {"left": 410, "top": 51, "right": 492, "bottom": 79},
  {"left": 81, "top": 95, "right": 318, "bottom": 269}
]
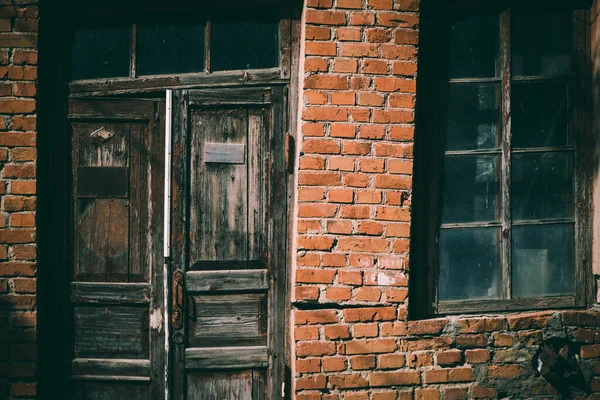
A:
[
  {"left": 0, "top": 1, "right": 38, "bottom": 399},
  {"left": 293, "top": 0, "right": 419, "bottom": 398}
]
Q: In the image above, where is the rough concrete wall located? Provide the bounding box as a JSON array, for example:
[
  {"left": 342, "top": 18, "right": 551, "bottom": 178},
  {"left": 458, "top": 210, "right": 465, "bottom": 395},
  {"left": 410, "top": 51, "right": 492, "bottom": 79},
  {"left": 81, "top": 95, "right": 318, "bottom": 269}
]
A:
[{"left": 292, "top": 1, "right": 600, "bottom": 399}]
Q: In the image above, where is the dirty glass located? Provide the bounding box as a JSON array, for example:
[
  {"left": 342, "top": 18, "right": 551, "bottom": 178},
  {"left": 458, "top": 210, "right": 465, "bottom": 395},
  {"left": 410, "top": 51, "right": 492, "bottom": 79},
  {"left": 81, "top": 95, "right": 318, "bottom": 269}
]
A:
[
  {"left": 211, "top": 9, "right": 279, "bottom": 71},
  {"left": 444, "top": 83, "right": 500, "bottom": 151},
  {"left": 439, "top": 227, "right": 501, "bottom": 301},
  {"left": 512, "top": 82, "right": 570, "bottom": 148},
  {"left": 512, "top": 12, "right": 572, "bottom": 77},
  {"left": 71, "top": 26, "right": 131, "bottom": 80},
  {"left": 512, "top": 224, "right": 574, "bottom": 298},
  {"left": 440, "top": 155, "right": 500, "bottom": 224},
  {"left": 512, "top": 153, "right": 573, "bottom": 221},
  {"left": 448, "top": 14, "right": 500, "bottom": 79},
  {"left": 137, "top": 23, "right": 206, "bottom": 76}
]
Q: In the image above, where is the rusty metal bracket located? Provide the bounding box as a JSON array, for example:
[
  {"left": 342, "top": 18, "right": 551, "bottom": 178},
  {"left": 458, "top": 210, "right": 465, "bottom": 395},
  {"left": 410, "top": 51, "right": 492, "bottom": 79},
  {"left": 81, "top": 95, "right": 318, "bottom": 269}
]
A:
[{"left": 171, "top": 270, "right": 184, "bottom": 331}]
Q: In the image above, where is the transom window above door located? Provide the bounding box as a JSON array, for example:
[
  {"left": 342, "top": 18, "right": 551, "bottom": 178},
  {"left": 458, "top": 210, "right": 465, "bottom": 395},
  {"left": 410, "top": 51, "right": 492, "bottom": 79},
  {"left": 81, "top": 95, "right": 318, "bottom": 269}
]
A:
[
  {"left": 415, "top": 6, "right": 592, "bottom": 315},
  {"left": 67, "top": 7, "right": 280, "bottom": 80}
]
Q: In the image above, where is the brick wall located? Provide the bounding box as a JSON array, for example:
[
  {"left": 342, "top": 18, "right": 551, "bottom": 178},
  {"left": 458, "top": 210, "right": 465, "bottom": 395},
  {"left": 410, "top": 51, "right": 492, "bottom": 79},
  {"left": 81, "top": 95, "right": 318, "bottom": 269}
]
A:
[
  {"left": 0, "top": 1, "right": 38, "bottom": 399},
  {"left": 293, "top": 1, "right": 600, "bottom": 399}
]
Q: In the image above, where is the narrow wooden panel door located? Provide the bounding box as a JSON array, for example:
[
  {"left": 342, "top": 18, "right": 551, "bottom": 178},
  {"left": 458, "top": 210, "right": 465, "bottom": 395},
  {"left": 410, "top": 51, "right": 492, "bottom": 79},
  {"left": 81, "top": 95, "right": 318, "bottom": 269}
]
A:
[
  {"left": 171, "top": 87, "right": 288, "bottom": 399},
  {"left": 68, "top": 99, "right": 165, "bottom": 399}
]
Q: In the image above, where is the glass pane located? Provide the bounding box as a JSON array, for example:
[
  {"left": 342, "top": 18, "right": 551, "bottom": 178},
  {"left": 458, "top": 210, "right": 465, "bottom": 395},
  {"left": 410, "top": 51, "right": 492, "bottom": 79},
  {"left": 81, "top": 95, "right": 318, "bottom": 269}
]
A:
[
  {"left": 137, "top": 23, "right": 206, "bottom": 76},
  {"left": 444, "top": 83, "right": 499, "bottom": 151},
  {"left": 512, "top": 224, "right": 574, "bottom": 298},
  {"left": 512, "top": 152, "right": 574, "bottom": 221},
  {"left": 211, "top": 9, "right": 279, "bottom": 71},
  {"left": 440, "top": 155, "right": 500, "bottom": 224},
  {"left": 448, "top": 14, "right": 499, "bottom": 79},
  {"left": 439, "top": 227, "right": 501, "bottom": 301},
  {"left": 71, "top": 27, "right": 131, "bottom": 80},
  {"left": 513, "top": 12, "right": 572, "bottom": 77},
  {"left": 512, "top": 82, "right": 570, "bottom": 148}
]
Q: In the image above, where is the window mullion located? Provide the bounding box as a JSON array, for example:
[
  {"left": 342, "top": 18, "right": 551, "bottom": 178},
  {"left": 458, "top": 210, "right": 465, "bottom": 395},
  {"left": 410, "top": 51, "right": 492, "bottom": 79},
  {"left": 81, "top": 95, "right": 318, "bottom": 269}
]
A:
[
  {"left": 131, "top": 23, "right": 137, "bottom": 79},
  {"left": 205, "top": 18, "right": 212, "bottom": 73},
  {"left": 500, "top": 10, "right": 512, "bottom": 300}
]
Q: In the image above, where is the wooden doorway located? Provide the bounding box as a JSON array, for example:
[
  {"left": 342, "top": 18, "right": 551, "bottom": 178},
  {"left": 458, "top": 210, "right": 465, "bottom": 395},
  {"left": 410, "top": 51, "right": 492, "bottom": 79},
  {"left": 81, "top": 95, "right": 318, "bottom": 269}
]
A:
[
  {"left": 67, "top": 98, "right": 167, "bottom": 398},
  {"left": 38, "top": 2, "right": 299, "bottom": 398},
  {"left": 169, "top": 86, "right": 288, "bottom": 399}
]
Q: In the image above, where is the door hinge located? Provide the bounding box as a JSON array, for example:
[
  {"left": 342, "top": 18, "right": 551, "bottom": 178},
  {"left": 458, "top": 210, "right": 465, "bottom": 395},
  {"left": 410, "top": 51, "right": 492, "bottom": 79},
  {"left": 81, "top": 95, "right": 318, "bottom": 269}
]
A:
[{"left": 285, "top": 132, "right": 295, "bottom": 174}]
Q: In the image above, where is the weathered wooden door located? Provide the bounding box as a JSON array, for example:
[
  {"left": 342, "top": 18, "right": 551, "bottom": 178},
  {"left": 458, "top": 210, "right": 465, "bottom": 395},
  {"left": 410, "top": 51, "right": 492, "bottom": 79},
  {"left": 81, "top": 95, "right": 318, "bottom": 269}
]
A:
[
  {"left": 170, "top": 86, "right": 288, "bottom": 399},
  {"left": 68, "top": 99, "right": 166, "bottom": 399}
]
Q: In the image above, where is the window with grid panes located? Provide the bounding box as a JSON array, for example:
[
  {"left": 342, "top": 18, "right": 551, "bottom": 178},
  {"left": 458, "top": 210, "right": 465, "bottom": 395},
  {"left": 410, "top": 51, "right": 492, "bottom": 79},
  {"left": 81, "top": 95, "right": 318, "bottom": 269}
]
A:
[{"left": 424, "top": 8, "right": 591, "bottom": 314}]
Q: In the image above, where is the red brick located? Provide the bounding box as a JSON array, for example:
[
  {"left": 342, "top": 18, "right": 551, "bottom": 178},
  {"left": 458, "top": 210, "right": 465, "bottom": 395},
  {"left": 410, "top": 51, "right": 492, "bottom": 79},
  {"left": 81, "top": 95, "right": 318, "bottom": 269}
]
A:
[
  {"left": 369, "top": 371, "right": 420, "bottom": 386},
  {"left": 297, "top": 375, "right": 327, "bottom": 390},
  {"left": 298, "top": 236, "right": 335, "bottom": 251},
  {"left": 352, "top": 322, "right": 378, "bottom": 337},
  {"left": 353, "top": 287, "right": 381, "bottom": 303},
  {"left": 296, "top": 341, "right": 336, "bottom": 357},
  {"left": 297, "top": 269, "right": 336, "bottom": 283},
  {"left": 296, "top": 310, "right": 339, "bottom": 325},
  {"left": 305, "top": 10, "right": 347, "bottom": 25},
  {"left": 296, "top": 358, "right": 321, "bottom": 373},
  {"left": 407, "top": 318, "right": 448, "bottom": 335},
  {"left": 322, "top": 356, "right": 346, "bottom": 372},
  {"left": 436, "top": 350, "right": 462, "bottom": 367},
  {"left": 295, "top": 326, "right": 319, "bottom": 341},
  {"left": 329, "top": 373, "right": 368, "bottom": 389},
  {"left": 465, "top": 349, "right": 490, "bottom": 364},
  {"left": 378, "top": 354, "right": 405, "bottom": 369},
  {"left": 326, "top": 287, "right": 352, "bottom": 301}
]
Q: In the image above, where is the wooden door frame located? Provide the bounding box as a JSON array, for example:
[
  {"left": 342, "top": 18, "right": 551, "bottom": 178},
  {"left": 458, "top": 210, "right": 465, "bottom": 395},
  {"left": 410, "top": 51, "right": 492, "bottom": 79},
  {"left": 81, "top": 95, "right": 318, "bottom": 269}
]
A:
[
  {"left": 169, "top": 85, "right": 289, "bottom": 399},
  {"left": 37, "top": 1, "right": 302, "bottom": 398}
]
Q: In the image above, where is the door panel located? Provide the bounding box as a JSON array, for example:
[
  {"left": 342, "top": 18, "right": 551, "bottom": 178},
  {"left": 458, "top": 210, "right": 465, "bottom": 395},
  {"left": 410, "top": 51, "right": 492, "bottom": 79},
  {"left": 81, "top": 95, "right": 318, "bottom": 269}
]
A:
[
  {"left": 68, "top": 99, "right": 165, "bottom": 399},
  {"left": 171, "top": 86, "right": 287, "bottom": 399}
]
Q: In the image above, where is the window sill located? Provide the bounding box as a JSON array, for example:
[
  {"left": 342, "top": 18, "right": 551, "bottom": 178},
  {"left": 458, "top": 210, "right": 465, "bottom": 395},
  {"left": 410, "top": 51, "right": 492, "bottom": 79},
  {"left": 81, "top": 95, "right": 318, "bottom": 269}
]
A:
[
  {"left": 436, "top": 295, "right": 578, "bottom": 315},
  {"left": 64, "top": 67, "right": 285, "bottom": 97}
]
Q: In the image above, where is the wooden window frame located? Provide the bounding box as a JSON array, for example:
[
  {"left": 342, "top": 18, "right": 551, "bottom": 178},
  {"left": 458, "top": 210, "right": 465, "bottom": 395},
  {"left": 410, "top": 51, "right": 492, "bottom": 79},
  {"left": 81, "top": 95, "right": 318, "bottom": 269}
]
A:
[
  {"left": 414, "top": 4, "right": 593, "bottom": 317},
  {"left": 60, "top": 1, "right": 293, "bottom": 97}
]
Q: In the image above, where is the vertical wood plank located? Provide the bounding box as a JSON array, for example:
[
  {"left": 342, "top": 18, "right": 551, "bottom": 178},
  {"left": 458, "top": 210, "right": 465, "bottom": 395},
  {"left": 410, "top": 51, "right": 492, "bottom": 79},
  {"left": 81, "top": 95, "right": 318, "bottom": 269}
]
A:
[
  {"left": 247, "top": 109, "right": 265, "bottom": 261},
  {"left": 267, "top": 85, "right": 287, "bottom": 400},
  {"left": 574, "top": 9, "right": 592, "bottom": 307},
  {"left": 128, "top": 122, "right": 143, "bottom": 281},
  {"left": 190, "top": 108, "right": 249, "bottom": 261},
  {"left": 148, "top": 100, "right": 166, "bottom": 400},
  {"left": 501, "top": 10, "right": 512, "bottom": 300},
  {"left": 170, "top": 90, "right": 189, "bottom": 400}
]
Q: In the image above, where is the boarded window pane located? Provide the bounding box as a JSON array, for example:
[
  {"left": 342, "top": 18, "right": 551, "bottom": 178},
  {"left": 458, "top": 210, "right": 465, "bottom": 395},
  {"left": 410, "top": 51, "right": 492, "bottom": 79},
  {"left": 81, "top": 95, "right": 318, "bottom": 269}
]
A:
[
  {"left": 448, "top": 14, "right": 500, "bottom": 79},
  {"left": 439, "top": 227, "right": 501, "bottom": 301},
  {"left": 512, "top": 13, "right": 572, "bottom": 77},
  {"left": 512, "top": 82, "right": 570, "bottom": 149},
  {"left": 512, "top": 152, "right": 574, "bottom": 221},
  {"left": 512, "top": 224, "right": 574, "bottom": 298},
  {"left": 211, "top": 9, "right": 279, "bottom": 71},
  {"left": 137, "top": 23, "right": 206, "bottom": 76},
  {"left": 71, "top": 27, "right": 131, "bottom": 80},
  {"left": 444, "top": 83, "right": 500, "bottom": 151},
  {"left": 440, "top": 155, "right": 500, "bottom": 224}
]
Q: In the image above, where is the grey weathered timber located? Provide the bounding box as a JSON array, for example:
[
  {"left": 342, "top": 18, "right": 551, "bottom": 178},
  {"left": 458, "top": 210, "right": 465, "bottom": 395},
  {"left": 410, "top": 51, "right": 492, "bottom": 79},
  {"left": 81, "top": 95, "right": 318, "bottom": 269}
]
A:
[
  {"left": 69, "top": 99, "right": 166, "bottom": 400},
  {"left": 185, "top": 347, "right": 269, "bottom": 370},
  {"left": 188, "top": 86, "right": 273, "bottom": 105},
  {"left": 500, "top": 10, "right": 512, "bottom": 300},
  {"left": 72, "top": 358, "right": 151, "bottom": 377},
  {"left": 171, "top": 85, "right": 287, "bottom": 399},
  {"left": 186, "top": 270, "right": 268, "bottom": 292},
  {"left": 67, "top": 68, "right": 282, "bottom": 97},
  {"left": 203, "top": 143, "right": 246, "bottom": 164},
  {"left": 71, "top": 283, "right": 151, "bottom": 304}
]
